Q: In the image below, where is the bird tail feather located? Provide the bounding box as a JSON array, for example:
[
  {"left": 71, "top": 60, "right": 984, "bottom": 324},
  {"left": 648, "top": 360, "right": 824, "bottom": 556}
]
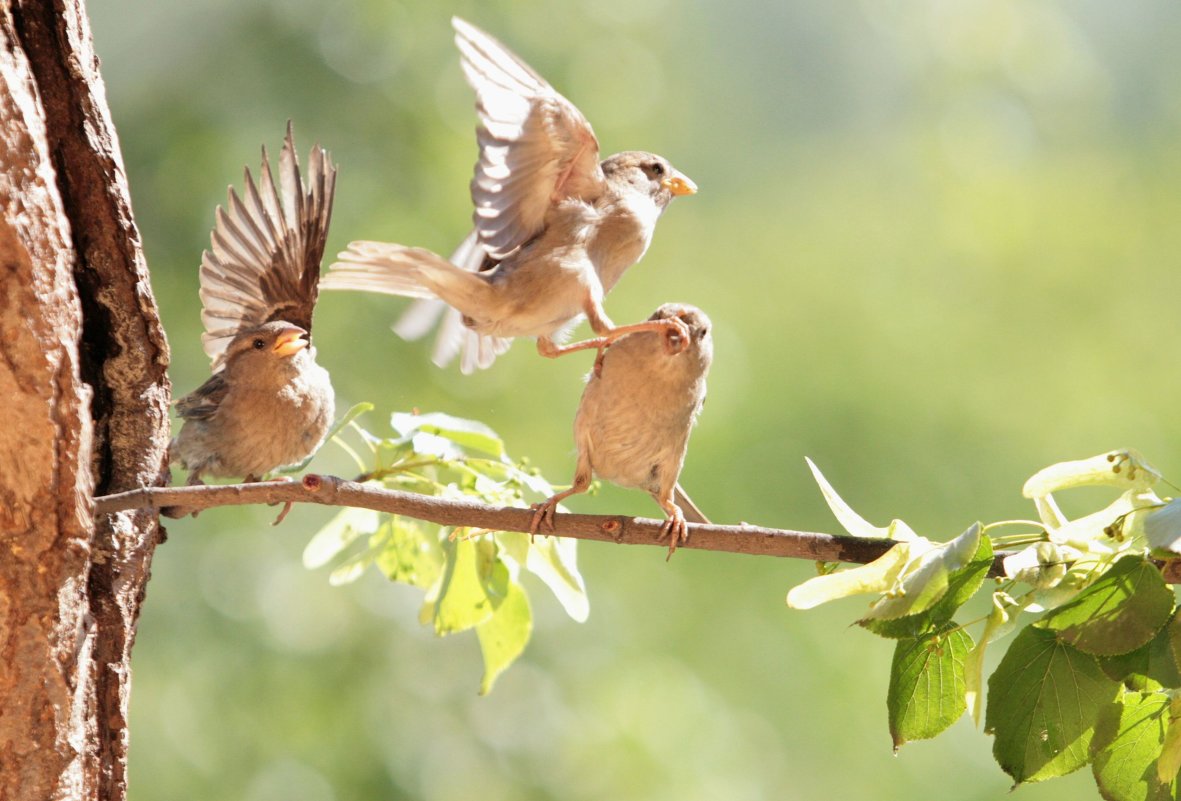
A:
[
  {"left": 674, "top": 483, "right": 711, "bottom": 525},
  {"left": 325, "top": 235, "right": 513, "bottom": 373},
  {"left": 396, "top": 231, "right": 513, "bottom": 372},
  {"left": 322, "top": 241, "right": 440, "bottom": 298}
]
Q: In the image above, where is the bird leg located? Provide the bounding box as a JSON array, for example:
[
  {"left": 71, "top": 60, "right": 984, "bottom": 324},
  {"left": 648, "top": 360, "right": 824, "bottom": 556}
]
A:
[
  {"left": 529, "top": 470, "right": 591, "bottom": 539},
  {"left": 655, "top": 494, "right": 690, "bottom": 560},
  {"left": 536, "top": 335, "right": 609, "bottom": 359},
  {"left": 583, "top": 296, "right": 691, "bottom": 357},
  {"left": 536, "top": 300, "right": 692, "bottom": 371},
  {"left": 251, "top": 474, "right": 297, "bottom": 526},
  {"left": 162, "top": 473, "right": 205, "bottom": 518}
]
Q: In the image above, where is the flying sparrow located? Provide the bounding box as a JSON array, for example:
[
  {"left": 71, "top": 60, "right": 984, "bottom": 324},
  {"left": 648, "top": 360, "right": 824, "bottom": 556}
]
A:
[
  {"left": 171, "top": 123, "right": 337, "bottom": 486},
  {"left": 322, "top": 17, "right": 698, "bottom": 373},
  {"left": 531, "top": 303, "right": 713, "bottom": 557}
]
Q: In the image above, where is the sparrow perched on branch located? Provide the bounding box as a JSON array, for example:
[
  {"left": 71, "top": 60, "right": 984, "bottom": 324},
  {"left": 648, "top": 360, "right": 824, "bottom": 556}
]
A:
[
  {"left": 322, "top": 17, "right": 698, "bottom": 373},
  {"left": 171, "top": 123, "right": 337, "bottom": 485},
  {"left": 531, "top": 303, "right": 713, "bottom": 558}
]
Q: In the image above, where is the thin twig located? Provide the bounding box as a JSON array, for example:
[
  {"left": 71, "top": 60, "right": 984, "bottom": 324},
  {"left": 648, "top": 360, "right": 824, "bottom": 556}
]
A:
[{"left": 93, "top": 474, "right": 1015, "bottom": 572}]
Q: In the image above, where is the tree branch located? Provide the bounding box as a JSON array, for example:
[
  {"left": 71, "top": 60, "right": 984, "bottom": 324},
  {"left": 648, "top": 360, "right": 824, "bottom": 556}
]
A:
[{"left": 94, "top": 474, "right": 1011, "bottom": 572}]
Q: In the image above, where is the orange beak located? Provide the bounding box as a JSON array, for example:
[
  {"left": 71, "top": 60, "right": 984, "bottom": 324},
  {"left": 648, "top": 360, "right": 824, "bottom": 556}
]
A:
[
  {"left": 661, "top": 173, "right": 698, "bottom": 196},
  {"left": 273, "top": 328, "right": 309, "bottom": 358}
]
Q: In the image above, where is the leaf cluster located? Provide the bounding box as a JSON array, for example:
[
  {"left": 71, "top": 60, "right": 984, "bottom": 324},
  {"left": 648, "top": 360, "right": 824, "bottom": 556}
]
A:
[
  {"left": 300, "top": 410, "right": 1181, "bottom": 797},
  {"left": 303, "top": 408, "right": 588, "bottom": 694},
  {"left": 788, "top": 451, "right": 1181, "bottom": 799}
]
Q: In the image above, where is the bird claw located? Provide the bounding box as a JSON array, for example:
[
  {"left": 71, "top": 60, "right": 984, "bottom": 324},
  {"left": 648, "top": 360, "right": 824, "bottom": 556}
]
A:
[
  {"left": 657, "top": 511, "right": 689, "bottom": 560},
  {"left": 271, "top": 501, "right": 294, "bottom": 526},
  {"left": 529, "top": 499, "right": 559, "bottom": 541},
  {"left": 253, "top": 475, "right": 295, "bottom": 525},
  {"left": 663, "top": 318, "right": 692, "bottom": 356},
  {"left": 592, "top": 342, "right": 610, "bottom": 377}
]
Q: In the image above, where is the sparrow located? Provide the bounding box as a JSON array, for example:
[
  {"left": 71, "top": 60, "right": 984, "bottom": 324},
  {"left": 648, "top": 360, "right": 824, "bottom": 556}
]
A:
[
  {"left": 530, "top": 303, "right": 713, "bottom": 558},
  {"left": 171, "top": 123, "right": 337, "bottom": 486},
  {"left": 321, "top": 17, "right": 698, "bottom": 373}
]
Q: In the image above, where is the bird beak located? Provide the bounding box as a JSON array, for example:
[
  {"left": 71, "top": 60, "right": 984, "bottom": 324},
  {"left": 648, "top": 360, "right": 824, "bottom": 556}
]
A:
[
  {"left": 273, "top": 329, "right": 308, "bottom": 357},
  {"left": 661, "top": 173, "right": 698, "bottom": 196}
]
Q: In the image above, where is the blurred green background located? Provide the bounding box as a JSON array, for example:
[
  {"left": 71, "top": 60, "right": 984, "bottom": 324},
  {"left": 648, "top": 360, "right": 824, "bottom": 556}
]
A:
[{"left": 89, "top": 0, "right": 1181, "bottom": 798}]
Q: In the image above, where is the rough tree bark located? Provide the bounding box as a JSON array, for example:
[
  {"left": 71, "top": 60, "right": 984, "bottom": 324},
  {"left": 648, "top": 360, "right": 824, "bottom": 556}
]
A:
[{"left": 0, "top": 1, "right": 170, "bottom": 800}]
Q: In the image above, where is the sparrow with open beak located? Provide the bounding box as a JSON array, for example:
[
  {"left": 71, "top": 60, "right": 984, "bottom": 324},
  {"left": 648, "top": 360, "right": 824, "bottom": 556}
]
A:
[
  {"left": 322, "top": 17, "right": 698, "bottom": 373},
  {"left": 171, "top": 123, "right": 337, "bottom": 485},
  {"left": 531, "top": 303, "right": 713, "bottom": 558}
]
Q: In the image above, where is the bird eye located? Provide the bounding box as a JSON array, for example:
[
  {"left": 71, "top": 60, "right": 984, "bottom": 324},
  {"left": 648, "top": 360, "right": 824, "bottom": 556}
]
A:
[
  {"left": 252, "top": 338, "right": 265, "bottom": 350},
  {"left": 650, "top": 162, "right": 666, "bottom": 177}
]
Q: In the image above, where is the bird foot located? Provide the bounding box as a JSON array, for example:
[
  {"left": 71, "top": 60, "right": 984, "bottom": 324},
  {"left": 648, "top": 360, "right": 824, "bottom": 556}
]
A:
[
  {"left": 537, "top": 335, "right": 608, "bottom": 360},
  {"left": 529, "top": 497, "right": 560, "bottom": 541},
  {"left": 162, "top": 475, "right": 206, "bottom": 518},
  {"left": 253, "top": 475, "right": 296, "bottom": 526},
  {"left": 662, "top": 317, "right": 692, "bottom": 356},
  {"left": 657, "top": 510, "right": 689, "bottom": 560},
  {"left": 271, "top": 501, "right": 294, "bottom": 526}
]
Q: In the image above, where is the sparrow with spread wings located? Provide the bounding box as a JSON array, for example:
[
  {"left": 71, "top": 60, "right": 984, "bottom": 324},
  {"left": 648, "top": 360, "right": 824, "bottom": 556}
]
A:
[
  {"left": 321, "top": 17, "right": 698, "bottom": 373},
  {"left": 171, "top": 124, "right": 337, "bottom": 485}
]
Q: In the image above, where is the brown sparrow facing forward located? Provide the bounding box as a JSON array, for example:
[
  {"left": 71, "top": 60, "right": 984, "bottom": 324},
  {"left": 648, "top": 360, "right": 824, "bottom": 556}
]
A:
[
  {"left": 171, "top": 124, "right": 337, "bottom": 485},
  {"left": 531, "top": 303, "right": 713, "bottom": 557},
  {"left": 322, "top": 17, "right": 698, "bottom": 373}
]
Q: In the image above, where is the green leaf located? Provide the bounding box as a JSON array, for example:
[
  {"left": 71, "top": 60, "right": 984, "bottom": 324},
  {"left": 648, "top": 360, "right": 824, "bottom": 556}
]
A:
[
  {"left": 328, "top": 527, "right": 383, "bottom": 586},
  {"left": 497, "top": 531, "right": 588, "bottom": 623},
  {"left": 374, "top": 517, "right": 444, "bottom": 591},
  {"left": 527, "top": 534, "right": 590, "bottom": 623},
  {"left": 887, "top": 624, "right": 973, "bottom": 748},
  {"left": 788, "top": 524, "right": 981, "bottom": 619},
  {"left": 298, "top": 405, "right": 588, "bottom": 693},
  {"left": 864, "top": 535, "right": 993, "bottom": 639},
  {"left": 391, "top": 411, "right": 506, "bottom": 458},
  {"left": 476, "top": 581, "right": 533, "bottom": 695},
  {"left": 302, "top": 507, "right": 380, "bottom": 569},
  {"left": 986, "top": 625, "right": 1119, "bottom": 783},
  {"left": 863, "top": 523, "right": 982, "bottom": 621},
  {"left": 1100, "top": 612, "right": 1181, "bottom": 691},
  {"left": 329, "top": 400, "right": 375, "bottom": 436},
  {"left": 1090, "top": 691, "right": 1175, "bottom": 801},
  {"left": 433, "top": 536, "right": 504, "bottom": 636},
  {"left": 1169, "top": 615, "right": 1181, "bottom": 678},
  {"left": 1039, "top": 556, "right": 1174, "bottom": 657},
  {"left": 1158, "top": 695, "right": 1181, "bottom": 787}
]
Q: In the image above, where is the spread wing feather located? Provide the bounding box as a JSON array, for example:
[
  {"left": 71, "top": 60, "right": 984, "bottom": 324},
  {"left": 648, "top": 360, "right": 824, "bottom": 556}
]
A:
[
  {"left": 453, "top": 17, "right": 605, "bottom": 260},
  {"left": 199, "top": 121, "right": 337, "bottom": 370}
]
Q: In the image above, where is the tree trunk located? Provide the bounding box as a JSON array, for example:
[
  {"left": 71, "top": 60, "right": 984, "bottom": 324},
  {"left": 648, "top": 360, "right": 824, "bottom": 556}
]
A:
[{"left": 0, "top": 1, "right": 170, "bottom": 799}]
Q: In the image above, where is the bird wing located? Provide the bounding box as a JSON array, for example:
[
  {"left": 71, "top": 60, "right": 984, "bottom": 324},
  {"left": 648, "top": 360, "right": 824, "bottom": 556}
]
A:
[
  {"left": 454, "top": 17, "right": 605, "bottom": 260},
  {"left": 175, "top": 371, "right": 231, "bottom": 421},
  {"left": 199, "top": 121, "right": 337, "bottom": 370}
]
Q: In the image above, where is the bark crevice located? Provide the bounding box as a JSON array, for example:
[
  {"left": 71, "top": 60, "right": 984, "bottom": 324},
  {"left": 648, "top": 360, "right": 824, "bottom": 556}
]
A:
[{"left": 2, "top": 2, "right": 171, "bottom": 799}]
